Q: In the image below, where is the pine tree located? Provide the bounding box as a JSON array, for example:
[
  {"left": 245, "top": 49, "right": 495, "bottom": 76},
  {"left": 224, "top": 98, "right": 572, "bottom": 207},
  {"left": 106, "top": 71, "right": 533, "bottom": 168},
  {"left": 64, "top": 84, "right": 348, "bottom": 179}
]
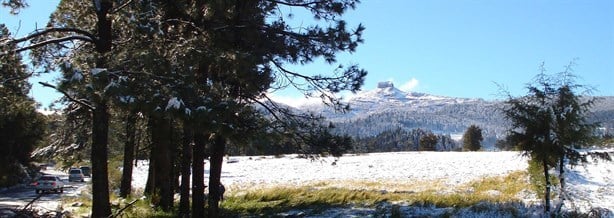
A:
[
  {"left": 502, "top": 64, "right": 609, "bottom": 213},
  {"left": 462, "top": 125, "right": 483, "bottom": 151},
  {"left": 3, "top": 1, "right": 366, "bottom": 216},
  {"left": 419, "top": 132, "right": 438, "bottom": 151},
  {"left": 0, "top": 24, "right": 46, "bottom": 187},
  {"left": 1, "top": 0, "right": 118, "bottom": 215}
]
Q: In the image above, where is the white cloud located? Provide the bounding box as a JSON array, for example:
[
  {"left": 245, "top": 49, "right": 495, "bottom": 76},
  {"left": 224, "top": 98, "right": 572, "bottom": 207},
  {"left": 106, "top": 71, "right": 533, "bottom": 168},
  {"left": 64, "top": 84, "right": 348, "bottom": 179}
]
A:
[
  {"left": 399, "top": 78, "right": 419, "bottom": 92},
  {"left": 36, "top": 109, "right": 59, "bottom": 115}
]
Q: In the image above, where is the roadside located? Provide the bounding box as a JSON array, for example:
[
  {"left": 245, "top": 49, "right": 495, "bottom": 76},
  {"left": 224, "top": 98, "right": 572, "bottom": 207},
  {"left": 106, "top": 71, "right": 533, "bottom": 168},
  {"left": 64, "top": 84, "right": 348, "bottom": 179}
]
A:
[{"left": 0, "top": 165, "right": 90, "bottom": 217}]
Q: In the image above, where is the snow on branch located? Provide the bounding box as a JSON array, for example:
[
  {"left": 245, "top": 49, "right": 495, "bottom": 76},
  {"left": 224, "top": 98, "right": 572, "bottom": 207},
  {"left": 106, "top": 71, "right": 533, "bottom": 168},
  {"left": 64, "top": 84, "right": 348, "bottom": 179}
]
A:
[
  {"left": 165, "top": 97, "right": 185, "bottom": 111},
  {"left": 38, "top": 81, "right": 95, "bottom": 110},
  {"left": 0, "top": 27, "right": 96, "bottom": 55}
]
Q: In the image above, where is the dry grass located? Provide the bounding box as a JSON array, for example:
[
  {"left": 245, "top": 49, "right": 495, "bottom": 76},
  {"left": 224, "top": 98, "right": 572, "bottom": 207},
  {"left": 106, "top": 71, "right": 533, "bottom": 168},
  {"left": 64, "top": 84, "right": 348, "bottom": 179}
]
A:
[{"left": 222, "top": 170, "right": 532, "bottom": 215}]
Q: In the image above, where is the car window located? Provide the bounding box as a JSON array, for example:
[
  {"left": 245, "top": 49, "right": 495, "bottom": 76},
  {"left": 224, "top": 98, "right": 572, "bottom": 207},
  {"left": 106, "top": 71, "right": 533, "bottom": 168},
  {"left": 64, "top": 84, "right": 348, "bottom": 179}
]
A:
[
  {"left": 80, "top": 167, "right": 91, "bottom": 173},
  {"left": 40, "top": 176, "right": 54, "bottom": 181},
  {"left": 70, "top": 169, "right": 82, "bottom": 174}
]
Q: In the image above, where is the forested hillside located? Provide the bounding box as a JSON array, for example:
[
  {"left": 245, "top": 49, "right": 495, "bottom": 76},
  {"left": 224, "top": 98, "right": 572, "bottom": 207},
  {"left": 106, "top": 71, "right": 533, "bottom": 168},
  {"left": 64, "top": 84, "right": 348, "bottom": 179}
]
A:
[{"left": 296, "top": 82, "right": 614, "bottom": 149}]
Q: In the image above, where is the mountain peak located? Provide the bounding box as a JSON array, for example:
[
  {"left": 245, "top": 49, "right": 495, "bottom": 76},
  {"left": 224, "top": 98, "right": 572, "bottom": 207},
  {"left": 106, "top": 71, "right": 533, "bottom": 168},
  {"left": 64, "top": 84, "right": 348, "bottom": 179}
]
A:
[{"left": 377, "top": 81, "right": 395, "bottom": 89}]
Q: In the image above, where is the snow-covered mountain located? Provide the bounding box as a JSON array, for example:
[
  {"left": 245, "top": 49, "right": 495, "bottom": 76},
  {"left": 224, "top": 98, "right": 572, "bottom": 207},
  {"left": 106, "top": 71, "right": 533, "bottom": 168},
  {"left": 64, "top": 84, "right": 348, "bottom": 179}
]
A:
[{"left": 294, "top": 81, "right": 614, "bottom": 146}]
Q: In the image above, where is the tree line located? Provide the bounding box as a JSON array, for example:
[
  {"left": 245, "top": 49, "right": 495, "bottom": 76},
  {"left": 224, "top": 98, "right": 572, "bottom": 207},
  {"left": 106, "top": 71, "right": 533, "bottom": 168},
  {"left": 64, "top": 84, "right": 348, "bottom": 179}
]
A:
[
  {"left": 1, "top": 0, "right": 366, "bottom": 217},
  {"left": 2, "top": 1, "right": 613, "bottom": 216},
  {"left": 352, "top": 127, "right": 459, "bottom": 152}
]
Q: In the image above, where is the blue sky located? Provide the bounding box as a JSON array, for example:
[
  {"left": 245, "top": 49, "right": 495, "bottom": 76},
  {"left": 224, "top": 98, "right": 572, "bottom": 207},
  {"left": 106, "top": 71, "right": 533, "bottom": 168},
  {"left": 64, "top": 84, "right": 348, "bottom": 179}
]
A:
[{"left": 2, "top": 1, "right": 613, "bottom": 108}]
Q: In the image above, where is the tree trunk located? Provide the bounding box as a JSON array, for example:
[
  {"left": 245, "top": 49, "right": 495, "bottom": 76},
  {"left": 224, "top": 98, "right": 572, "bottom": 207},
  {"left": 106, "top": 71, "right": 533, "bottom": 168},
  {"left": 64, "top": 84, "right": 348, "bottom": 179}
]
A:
[
  {"left": 179, "top": 122, "right": 193, "bottom": 217},
  {"left": 542, "top": 158, "right": 551, "bottom": 213},
  {"left": 148, "top": 115, "right": 173, "bottom": 211},
  {"left": 91, "top": 102, "right": 111, "bottom": 217},
  {"left": 556, "top": 157, "right": 566, "bottom": 213},
  {"left": 208, "top": 135, "right": 226, "bottom": 217},
  {"left": 192, "top": 131, "right": 207, "bottom": 217},
  {"left": 120, "top": 110, "right": 137, "bottom": 198},
  {"left": 169, "top": 118, "right": 179, "bottom": 196},
  {"left": 144, "top": 145, "right": 155, "bottom": 195},
  {"left": 90, "top": 1, "right": 113, "bottom": 217}
]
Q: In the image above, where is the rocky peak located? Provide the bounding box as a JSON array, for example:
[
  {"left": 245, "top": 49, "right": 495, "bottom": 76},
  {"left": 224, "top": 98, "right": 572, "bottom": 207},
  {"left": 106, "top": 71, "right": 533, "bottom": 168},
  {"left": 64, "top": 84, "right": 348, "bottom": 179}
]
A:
[{"left": 377, "top": 81, "right": 395, "bottom": 89}]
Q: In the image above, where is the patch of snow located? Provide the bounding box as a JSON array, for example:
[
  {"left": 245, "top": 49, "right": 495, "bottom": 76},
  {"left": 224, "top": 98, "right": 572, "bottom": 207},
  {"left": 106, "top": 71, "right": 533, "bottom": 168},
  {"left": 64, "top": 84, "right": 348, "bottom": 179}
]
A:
[
  {"left": 214, "top": 152, "right": 528, "bottom": 191},
  {"left": 165, "top": 97, "right": 184, "bottom": 111},
  {"left": 564, "top": 150, "right": 614, "bottom": 213},
  {"left": 132, "top": 152, "right": 528, "bottom": 193},
  {"left": 71, "top": 72, "right": 83, "bottom": 82},
  {"left": 127, "top": 151, "right": 613, "bottom": 216},
  {"left": 90, "top": 68, "right": 106, "bottom": 75},
  {"left": 119, "top": 96, "right": 135, "bottom": 104},
  {"left": 103, "top": 81, "right": 118, "bottom": 92}
]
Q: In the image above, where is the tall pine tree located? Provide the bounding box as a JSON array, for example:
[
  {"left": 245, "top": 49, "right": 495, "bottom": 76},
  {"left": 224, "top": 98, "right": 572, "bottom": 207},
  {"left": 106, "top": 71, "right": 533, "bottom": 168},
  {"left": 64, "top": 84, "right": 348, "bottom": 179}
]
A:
[{"left": 0, "top": 24, "right": 46, "bottom": 187}]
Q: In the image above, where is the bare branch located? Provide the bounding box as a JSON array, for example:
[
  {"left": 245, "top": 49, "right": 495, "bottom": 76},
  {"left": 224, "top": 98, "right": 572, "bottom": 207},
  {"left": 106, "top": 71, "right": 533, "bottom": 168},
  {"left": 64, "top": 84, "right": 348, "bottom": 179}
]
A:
[
  {"left": 8, "top": 35, "right": 94, "bottom": 54},
  {"left": 38, "top": 82, "right": 95, "bottom": 111},
  {"left": 8, "top": 27, "right": 97, "bottom": 45},
  {"left": 1, "top": 72, "right": 33, "bottom": 84},
  {"left": 266, "top": 0, "right": 327, "bottom": 9},
  {"left": 110, "top": 0, "right": 133, "bottom": 14}
]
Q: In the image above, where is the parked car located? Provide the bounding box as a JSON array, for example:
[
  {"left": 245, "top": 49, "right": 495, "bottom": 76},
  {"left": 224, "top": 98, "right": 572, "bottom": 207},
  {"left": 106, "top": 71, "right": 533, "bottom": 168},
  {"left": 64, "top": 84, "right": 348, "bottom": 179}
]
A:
[
  {"left": 68, "top": 168, "right": 85, "bottom": 182},
  {"left": 33, "top": 175, "right": 64, "bottom": 194},
  {"left": 80, "top": 166, "right": 91, "bottom": 177}
]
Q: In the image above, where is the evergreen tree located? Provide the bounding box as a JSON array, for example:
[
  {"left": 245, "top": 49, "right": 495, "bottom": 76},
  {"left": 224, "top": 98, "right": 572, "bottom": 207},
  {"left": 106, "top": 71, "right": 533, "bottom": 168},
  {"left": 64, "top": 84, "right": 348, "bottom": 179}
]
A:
[
  {"left": 502, "top": 64, "right": 610, "bottom": 213},
  {"left": 1, "top": 0, "right": 118, "bottom": 216},
  {"left": 503, "top": 71, "right": 561, "bottom": 213},
  {"left": 419, "top": 132, "right": 438, "bottom": 151},
  {"left": 462, "top": 125, "right": 483, "bottom": 151},
  {"left": 2, "top": 1, "right": 366, "bottom": 216},
  {"left": 0, "top": 24, "right": 46, "bottom": 187}
]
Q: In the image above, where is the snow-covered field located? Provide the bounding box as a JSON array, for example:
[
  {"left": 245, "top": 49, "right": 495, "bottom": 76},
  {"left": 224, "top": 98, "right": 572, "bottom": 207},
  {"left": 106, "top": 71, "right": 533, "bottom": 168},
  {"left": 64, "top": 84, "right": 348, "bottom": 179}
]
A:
[
  {"left": 131, "top": 151, "right": 614, "bottom": 216},
  {"left": 219, "top": 152, "right": 528, "bottom": 190}
]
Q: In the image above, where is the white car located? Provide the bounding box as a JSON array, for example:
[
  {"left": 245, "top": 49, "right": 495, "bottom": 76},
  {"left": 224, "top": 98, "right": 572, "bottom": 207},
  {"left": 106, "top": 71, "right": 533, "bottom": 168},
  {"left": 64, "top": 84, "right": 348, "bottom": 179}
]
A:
[
  {"left": 68, "top": 168, "right": 85, "bottom": 182},
  {"left": 34, "top": 175, "right": 64, "bottom": 194}
]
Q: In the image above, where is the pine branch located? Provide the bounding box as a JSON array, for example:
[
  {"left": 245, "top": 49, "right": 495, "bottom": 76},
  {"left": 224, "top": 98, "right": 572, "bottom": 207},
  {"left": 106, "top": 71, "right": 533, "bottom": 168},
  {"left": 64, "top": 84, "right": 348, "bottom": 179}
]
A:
[
  {"left": 110, "top": 0, "right": 133, "bottom": 14},
  {"left": 11, "top": 35, "right": 94, "bottom": 54},
  {"left": 38, "top": 82, "right": 95, "bottom": 111},
  {"left": 1, "top": 27, "right": 96, "bottom": 55},
  {"left": 1, "top": 72, "right": 33, "bottom": 84},
  {"left": 266, "top": 0, "right": 327, "bottom": 8},
  {"left": 7, "top": 27, "right": 96, "bottom": 45}
]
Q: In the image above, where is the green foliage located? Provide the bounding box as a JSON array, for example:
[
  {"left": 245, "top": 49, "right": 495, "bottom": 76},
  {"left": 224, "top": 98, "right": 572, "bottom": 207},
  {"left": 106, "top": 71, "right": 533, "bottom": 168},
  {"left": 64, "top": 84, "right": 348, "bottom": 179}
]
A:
[
  {"left": 113, "top": 197, "right": 175, "bottom": 218},
  {"left": 0, "top": 24, "right": 46, "bottom": 187},
  {"left": 0, "top": 0, "right": 27, "bottom": 15},
  {"left": 419, "top": 132, "right": 438, "bottom": 151},
  {"left": 107, "top": 157, "right": 123, "bottom": 191},
  {"left": 7, "top": 0, "right": 367, "bottom": 215},
  {"left": 502, "top": 64, "right": 601, "bottom": 211},
  {"left": 462, "top": 125, "right": 483, "bottom": 151},
  {"left": 526, "top": 159, "right": 558, "bottom": 201},
  {"left": 354, "top": 128, "right": 457, "bottom": 152},
  {"left": 600, "top": 134, "right": 614, "bottom": 147},
  {"left": 495, "top": 136, "right": 517, "bottom": 151}
]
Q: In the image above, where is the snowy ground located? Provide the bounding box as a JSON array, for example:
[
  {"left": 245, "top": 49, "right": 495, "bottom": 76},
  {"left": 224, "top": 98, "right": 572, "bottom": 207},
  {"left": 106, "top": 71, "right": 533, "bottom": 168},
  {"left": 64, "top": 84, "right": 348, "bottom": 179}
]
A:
[
  {"left": 131, "top": 151, "right": 614, "bottom": 216},
  {"left": 565, "top": 153, "right": 614, "bottom": 213}
]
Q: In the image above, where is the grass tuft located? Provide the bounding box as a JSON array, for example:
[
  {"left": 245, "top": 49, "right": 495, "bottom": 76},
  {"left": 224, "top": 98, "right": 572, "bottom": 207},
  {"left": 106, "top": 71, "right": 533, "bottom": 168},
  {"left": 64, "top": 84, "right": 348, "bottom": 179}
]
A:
[{"left": 222, "top": 171, "right": 531, "bottom": 216}]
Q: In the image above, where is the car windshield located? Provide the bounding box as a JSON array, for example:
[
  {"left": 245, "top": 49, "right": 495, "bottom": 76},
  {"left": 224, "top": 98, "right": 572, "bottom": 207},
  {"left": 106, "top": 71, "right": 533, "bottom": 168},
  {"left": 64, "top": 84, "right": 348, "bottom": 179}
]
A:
[{"left": 70, "top": 169, "right": 81, "bottom": 174}]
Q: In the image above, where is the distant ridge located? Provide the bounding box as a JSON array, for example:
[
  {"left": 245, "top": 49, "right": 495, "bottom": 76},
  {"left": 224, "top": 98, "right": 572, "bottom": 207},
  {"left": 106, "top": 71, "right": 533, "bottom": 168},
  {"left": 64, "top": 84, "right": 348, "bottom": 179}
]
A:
[{"left": 291, "top": 81, "right": 614, "bottom": 147}]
